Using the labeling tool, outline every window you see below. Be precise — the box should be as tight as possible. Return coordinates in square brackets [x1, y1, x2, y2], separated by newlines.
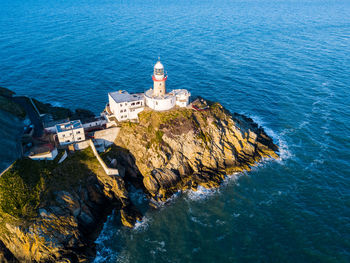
[120, 110, 123, 113]
[120, 103, 123, 107]
[62, 134, 65, 137]
[155, 68, 164, 75]
[156, 102, 158, 105]
[76, 131, 81, 134]
[125, 103, 127, 106]
[136, 101, 140, 105]
[131, 102, 135, 106]
[77, 137, 81, 140]
[124, 109, 127, 112]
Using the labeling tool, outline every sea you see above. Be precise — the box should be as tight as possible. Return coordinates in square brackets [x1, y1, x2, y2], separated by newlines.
[0, 0, 349, 262]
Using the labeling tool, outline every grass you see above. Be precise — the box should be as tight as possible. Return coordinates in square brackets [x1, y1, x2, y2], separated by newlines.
[0, 148, 104, 222]
[0, 159, 48, 220]
[155, 130, 164, 144]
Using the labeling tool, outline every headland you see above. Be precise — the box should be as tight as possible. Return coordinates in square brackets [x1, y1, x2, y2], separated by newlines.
[0, 61, 278, 262]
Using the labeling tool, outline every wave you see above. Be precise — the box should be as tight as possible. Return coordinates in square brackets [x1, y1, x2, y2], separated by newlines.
[93, 212, 119, 263]
[133, 215, 151, 231]
[51, 101, 64, 107]
[246, 114, 293, 163]
[185, 185, 220, 201]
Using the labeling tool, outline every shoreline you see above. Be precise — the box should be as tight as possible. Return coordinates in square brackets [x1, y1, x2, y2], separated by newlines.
[0, 88, 279, 262]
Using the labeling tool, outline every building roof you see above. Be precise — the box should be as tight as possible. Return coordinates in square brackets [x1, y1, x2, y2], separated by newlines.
[56, 120, 83, 132]
[109, 90, 144, 103]
[29, 144, 55, 156]
[171, 89, 190, 96]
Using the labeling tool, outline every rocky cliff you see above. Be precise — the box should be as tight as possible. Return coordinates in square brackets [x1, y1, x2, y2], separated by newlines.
[0, 149, 131, 262]
[106, 98, 278, 203]
[0, 95, 278, 262]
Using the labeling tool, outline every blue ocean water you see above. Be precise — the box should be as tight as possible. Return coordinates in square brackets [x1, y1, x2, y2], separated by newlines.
[1, 0, 350, 262]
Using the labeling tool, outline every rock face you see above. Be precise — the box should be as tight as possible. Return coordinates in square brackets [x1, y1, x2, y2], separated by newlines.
[0, 96, 278, 262]
[0, 148, 131, 262]
[111, 98, 279, 202]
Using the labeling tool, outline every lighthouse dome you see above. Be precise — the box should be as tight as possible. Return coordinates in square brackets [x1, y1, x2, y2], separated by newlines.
[154, 60, 165, 78]
[154, 61, 164, 70]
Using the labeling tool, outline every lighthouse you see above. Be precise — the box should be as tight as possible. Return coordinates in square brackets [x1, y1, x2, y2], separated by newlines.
[152, 60, 167, 97]
[142, 59, 191, 111]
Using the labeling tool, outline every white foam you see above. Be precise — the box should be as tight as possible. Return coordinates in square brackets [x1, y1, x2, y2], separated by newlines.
[145, 239, 167, 254]
[93, 211, 120, 263]
[233, 213, 240, 218]
[215, 219, 225, 225]
[185, 186, 219, 201]
[51, 101, 63, 107]
[246, 114, 293, 162]
[151, 190, 182, 208]
[133, 215, 151, 231]
[190, 216, 209, 227]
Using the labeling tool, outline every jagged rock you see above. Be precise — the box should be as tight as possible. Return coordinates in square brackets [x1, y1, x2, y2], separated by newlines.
[0, 240, 18, 263]
[120, 206, 143, 228]
[0, 95, 278, 261]
[113, 98, 279, 201]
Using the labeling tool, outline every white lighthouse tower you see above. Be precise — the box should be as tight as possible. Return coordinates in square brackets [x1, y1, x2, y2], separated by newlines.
[144, 59, 191, 111]
[152, 60, 167, 97]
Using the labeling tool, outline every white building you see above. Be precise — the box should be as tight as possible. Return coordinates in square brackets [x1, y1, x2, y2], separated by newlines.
[108, 90, 145, 122]
[145, 60, 190, 111]
[29, 147, 58, 161]
[172, 89, 191, 108]
[56, 120, 85, 145]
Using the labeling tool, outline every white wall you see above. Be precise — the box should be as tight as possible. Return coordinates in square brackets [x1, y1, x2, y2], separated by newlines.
[93, 127, 120, 147]
[108, 94, 144, 122]
[145, 95, 175, 111]
[74, 140, 90, 150]
[173, 89, 191, 108]
[57, 127, 85, 145]
[29, 148, 58, 161]
[82, 119, 107, 129]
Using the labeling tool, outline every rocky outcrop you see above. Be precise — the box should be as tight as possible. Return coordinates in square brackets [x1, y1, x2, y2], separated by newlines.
[112, 98, 279, 202]
[0, 148, 134, 262]
[0, 94, 278, 262]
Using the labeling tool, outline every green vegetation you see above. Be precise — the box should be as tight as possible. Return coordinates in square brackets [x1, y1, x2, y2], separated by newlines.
[138, 108, 193, 127]
[155, 130, 164, 144]
[0, 148, 104, 221]
[0, 159, 45, 220]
